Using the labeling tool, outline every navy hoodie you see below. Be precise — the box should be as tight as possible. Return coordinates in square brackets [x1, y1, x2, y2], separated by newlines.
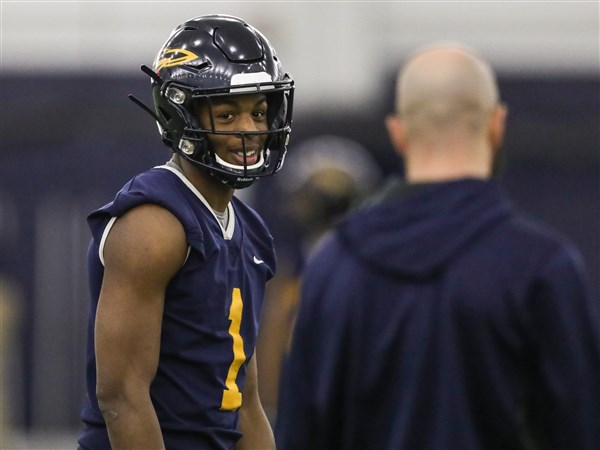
[276, 178, 600, 450]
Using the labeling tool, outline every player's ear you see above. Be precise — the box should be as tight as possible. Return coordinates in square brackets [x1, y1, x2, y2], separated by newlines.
[489, 103, 508, 151]
[385, 114, 407, 157]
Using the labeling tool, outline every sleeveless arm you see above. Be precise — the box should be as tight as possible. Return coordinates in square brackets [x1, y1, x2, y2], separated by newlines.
[236, 354, 275, 450]
[95, 203, 188, 450]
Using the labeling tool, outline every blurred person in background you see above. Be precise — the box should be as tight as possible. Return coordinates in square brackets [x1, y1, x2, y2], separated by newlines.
[77, 15, 294, 450]
[0, 276, 20, 449]
[0, 197, 23, 449]
[276, 43, 600, 450]
[255, 135, 381, 423]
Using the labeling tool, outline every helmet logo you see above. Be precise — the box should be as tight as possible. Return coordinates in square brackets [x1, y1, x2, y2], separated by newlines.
[154, 48, 200, 72]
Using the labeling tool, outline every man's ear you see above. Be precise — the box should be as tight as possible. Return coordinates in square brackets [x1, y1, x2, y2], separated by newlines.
[385, 114, 407, 157]
[489, 103, 508, 151]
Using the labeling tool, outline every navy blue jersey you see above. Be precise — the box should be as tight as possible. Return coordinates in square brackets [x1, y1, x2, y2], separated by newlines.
[79, 165, 275, 450]
[276, 178, 600, 450]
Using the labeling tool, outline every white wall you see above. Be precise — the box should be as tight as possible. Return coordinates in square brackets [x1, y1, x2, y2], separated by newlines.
[2, 1, 598, 111]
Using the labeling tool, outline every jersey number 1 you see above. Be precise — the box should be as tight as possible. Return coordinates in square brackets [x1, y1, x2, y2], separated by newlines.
[221, 288, 246, 411]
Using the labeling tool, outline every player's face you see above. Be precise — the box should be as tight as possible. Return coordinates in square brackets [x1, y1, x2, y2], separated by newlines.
[196, 93, 269, 167]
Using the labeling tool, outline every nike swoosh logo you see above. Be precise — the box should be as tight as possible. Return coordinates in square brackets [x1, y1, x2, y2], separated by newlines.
[253, 256, 264, 265]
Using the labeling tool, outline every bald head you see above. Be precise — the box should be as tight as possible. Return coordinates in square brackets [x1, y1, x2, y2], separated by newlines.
[386, 43, 507, 181]
[395, 44, 499, 139]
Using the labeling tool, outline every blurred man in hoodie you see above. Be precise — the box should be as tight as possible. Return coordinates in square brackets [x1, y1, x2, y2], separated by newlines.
[275, 43, 600, 450]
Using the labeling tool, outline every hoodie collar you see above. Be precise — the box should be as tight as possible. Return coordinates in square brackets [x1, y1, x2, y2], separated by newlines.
[338, 178, 513, 278]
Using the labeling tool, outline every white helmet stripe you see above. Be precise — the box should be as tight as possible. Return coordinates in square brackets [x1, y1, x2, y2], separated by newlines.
[230, 72, 274, 93]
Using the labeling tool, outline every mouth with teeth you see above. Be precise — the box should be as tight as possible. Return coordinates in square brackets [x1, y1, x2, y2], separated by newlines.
[231, 148, 259, 166]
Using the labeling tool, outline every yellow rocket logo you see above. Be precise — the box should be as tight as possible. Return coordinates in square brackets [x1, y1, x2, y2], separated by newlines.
[154, 48, 200, 72]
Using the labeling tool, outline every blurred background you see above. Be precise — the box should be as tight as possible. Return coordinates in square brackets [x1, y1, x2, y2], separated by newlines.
[1, 1, 598, 448]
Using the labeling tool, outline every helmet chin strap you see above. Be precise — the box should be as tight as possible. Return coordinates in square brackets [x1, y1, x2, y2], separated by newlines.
[214, 150, 266, 171]
[175, 146, 258, 189]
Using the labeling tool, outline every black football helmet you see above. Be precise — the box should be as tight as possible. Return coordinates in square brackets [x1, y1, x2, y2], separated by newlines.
[130, 15, 294, 188]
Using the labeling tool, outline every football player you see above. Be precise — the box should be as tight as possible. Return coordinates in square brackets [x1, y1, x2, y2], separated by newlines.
[78, 15, 293, 450]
